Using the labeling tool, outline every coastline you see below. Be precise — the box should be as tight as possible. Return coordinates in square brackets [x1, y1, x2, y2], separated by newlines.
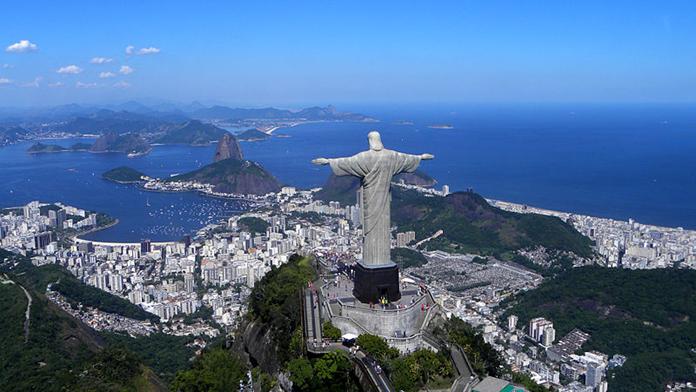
[488, 198, 696, 234]
[73, 217, 120, 241]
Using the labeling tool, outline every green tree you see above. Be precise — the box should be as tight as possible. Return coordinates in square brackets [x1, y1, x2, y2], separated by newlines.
[322, 321, 342, 341]
[313, 351, 352, 391]
[287, 358, 313, 391]
[249, 254, 317, 364]
[171, 349, 246, 392]
[356, 334, 399, 364]
[437, 316, 503, 376]
[288, 327, 305, 359]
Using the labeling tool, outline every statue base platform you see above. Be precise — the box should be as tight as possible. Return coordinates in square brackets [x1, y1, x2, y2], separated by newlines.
[353, 262, 401, 303]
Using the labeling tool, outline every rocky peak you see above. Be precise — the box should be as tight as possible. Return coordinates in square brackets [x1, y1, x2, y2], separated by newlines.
[214, 133, 243, 162]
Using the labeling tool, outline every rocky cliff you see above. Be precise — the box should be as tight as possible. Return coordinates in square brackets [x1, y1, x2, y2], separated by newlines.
[214, 133, 243, 161]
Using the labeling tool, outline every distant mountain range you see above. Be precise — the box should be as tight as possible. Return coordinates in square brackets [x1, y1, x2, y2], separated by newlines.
[0, 102, 373, 150]
[0, 102, 374, 127]
[189, 104, 374, 122]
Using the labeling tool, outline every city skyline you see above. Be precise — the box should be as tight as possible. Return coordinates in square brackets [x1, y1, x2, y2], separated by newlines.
[2, 1, 696, 106]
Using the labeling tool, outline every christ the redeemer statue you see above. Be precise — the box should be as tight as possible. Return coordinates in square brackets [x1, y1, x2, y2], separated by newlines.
[313, 131, 433, 303]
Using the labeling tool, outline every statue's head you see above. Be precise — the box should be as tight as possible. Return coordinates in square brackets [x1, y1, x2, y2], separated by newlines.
[368, 131, 384, 151]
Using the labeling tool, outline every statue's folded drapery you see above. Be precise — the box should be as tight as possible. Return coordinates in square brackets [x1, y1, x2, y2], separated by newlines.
[329, 149, 421, 266]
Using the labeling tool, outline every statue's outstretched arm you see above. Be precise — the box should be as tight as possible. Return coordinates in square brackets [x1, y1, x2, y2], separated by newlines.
[420, 153, 434, 160]
[312, 158, 330, 165]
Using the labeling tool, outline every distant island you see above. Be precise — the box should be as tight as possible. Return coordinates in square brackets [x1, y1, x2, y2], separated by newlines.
[27, 142, 92, 154]
[106, 133, 283, 196]
[427, 124, 454, 129]
[90, 132, 151, 156]
[102, 166, 148, 184]
[151, 120, 228, 146]
[236, 128, 271, 142]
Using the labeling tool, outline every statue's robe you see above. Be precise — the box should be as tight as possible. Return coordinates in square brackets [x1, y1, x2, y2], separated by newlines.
[329, 149, 421, 266]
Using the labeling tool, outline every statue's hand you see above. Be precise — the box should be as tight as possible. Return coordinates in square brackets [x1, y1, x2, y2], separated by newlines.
[420, 153, 434, 160]
[312, 158, 330, 165]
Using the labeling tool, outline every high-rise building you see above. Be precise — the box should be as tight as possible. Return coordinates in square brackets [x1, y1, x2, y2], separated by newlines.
[542, 325, 556, 346]
[141, 239, 152, 254]
[395, 231, 416, 247]
[33, 231, 53, 249]
[597, 381, 608, 392]
[507, 314, 518, 331]
[184, 273, 195, 292]
[48, 209, 66, 228]
[109, 274, 123, 292]
[442, 184, 450, 196]
[529, 317, 554, 343]
[585, 362, 605, 387]
[23, 201, 40, 219]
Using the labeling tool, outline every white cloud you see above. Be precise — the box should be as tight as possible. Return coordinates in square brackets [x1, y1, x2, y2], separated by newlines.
[113, 81, 131, 89]
[99, 71, 116, 79]
[138, 46, 160, 55]
[2, 64, 13, 69]
[90, 57, 113, 64]
[57, 65, 83, 74]
[75, 81, 98, 88]
[0, 78, 12, 85]
[126, 45, 161, 56]
[6, 39, 38, 53]
[20, 77, 42, 88]
[48, 81, 64, 88]
[119, 65, 134, 75]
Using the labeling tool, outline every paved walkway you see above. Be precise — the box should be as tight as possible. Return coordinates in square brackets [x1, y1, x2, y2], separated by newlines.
[302, 285, 394, 392]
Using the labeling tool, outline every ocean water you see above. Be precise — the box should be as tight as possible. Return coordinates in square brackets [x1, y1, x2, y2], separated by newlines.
[0, 140, 243, 242]
[1, 104, 695, 242]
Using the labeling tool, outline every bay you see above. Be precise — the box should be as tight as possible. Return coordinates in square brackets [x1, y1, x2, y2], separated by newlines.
[1, 104, 695, 243]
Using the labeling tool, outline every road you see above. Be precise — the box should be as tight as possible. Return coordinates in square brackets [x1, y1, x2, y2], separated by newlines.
[354, 350, 394, 392]
[1, 276, 32, 343]
[19, 284, 32, 343]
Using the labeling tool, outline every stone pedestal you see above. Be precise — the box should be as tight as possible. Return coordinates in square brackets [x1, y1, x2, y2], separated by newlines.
[353, 262, 401, 303]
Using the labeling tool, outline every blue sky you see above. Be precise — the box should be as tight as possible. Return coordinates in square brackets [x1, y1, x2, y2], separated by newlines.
[1, 1, 695, 107]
